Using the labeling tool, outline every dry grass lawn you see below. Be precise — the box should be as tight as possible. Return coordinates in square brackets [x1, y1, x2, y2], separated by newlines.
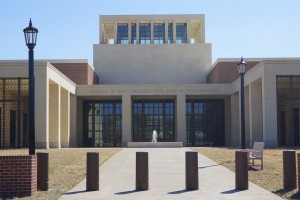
[0, 148, 121, 200]
[191, 147, 300, 200]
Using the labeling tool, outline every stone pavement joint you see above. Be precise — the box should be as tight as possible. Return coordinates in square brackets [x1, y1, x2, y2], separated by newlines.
[59, 148, 283, 200]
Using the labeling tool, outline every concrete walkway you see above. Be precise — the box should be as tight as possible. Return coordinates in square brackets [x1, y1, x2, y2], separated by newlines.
[59, 148, 283, 200]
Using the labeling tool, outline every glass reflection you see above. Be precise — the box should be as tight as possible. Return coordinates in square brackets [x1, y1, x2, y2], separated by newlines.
[133, 100, 175, 142]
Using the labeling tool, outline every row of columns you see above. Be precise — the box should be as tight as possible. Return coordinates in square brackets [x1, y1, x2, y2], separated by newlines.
[49, 83, 70, 148]
[107, 20, 191, 44]
[231, 75, 278, 148]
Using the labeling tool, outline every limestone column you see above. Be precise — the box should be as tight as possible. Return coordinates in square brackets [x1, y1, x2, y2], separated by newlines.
[200, 20, 205, 43]
[150, 21, 154, 44]
[100, 22, 104, 44]
[173, 21, 176, 44]
[35, 70, 49, 149]
[122, 95, 132, 146]
[100, 29, 105, 44]
[69, 94, 77, 147]
[128, 21, 132, 44]
[136, 21, 140, 44]
[49, 83, 61, 148]
[114, 21, 117, 44]
[60, 88, 70, 148]
[164, 20, 168, 44]
[262, 75, 278, 147]
[176, 94, 186, 145]
[186, 20, 191, 43]
[231, 93, 240, 147]
[249, 81, 263, 145]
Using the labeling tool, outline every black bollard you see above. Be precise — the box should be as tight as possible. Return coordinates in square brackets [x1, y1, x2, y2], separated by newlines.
[235, 150, 248, 190]
[86, 152, 99, 191]
[283, 150, 296, 190]
[185, 151, 199, 190]
[136, 152, 148, 191]
[37, 152, 49, 191]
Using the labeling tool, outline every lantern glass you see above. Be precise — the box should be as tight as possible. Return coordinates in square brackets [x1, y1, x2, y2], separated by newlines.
[237, 57, 247, 74]
[23, 19, 38, 48]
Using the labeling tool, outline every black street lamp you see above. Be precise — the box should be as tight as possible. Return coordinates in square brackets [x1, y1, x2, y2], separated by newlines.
[237, 57, 247, 149]
[23, 19, 38, 155]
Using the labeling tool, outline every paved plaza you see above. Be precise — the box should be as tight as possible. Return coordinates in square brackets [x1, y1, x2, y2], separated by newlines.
[59, 148, 283, 200]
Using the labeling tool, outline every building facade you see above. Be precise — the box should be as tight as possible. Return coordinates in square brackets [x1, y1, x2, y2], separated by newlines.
[0, 14, 300, 149]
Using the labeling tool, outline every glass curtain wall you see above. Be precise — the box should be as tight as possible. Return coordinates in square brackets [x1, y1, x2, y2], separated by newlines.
[117, 23, 128, 44]
[133, 100, 175, 142]
[277, 76, 300, 146]
[131, 23, 136, 44]
[186, 99, 225, 146]
[0, 78, 29, 149]
[139, 23, 151, 44]
[176, 23, 187, 44]
[154, 23, 165, 44]
[83, 100, 122, 147]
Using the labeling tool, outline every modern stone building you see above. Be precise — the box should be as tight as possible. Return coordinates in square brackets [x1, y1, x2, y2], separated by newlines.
[0, 14, 299, 149]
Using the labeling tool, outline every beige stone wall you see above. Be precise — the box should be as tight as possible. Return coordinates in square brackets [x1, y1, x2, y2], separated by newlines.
[93, 44, 212, 84]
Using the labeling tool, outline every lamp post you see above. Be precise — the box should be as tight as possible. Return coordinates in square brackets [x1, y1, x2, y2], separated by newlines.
[23, 19, 38, 155]
[237, 57, 247, 149]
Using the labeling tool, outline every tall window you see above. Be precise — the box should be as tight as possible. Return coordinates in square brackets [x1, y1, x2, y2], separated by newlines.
[154, 23, 165, 44]
[131, 23, 136, 44]
[186, 99, 224, 146]
[0, 78, 29, 149]
[139, 23, 151, 44]
[133, 100, 175, 142]
[277, 76, 300, 146]
[117, 23, 128, 44]
[176, 23, 187, 44]
[83, 101, 122, 147]
[168, 23, 173, 44]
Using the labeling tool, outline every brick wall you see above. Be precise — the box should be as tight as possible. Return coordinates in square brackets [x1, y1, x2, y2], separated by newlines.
[206, 61, 259, 83]
[51, 62, 100, 85]
[0, 155, 37, 197]
[87, 64, 100, 84]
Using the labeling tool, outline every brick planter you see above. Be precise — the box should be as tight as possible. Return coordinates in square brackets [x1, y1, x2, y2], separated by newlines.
[0, 155, 37, 197]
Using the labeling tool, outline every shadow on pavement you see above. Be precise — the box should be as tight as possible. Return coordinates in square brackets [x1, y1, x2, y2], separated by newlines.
[115, 190, 143, 195]
[221, 189, 241, 194]
[64, 190, 90, 195]
[199, 161, 232, 169]
[168, 189, 193, 194]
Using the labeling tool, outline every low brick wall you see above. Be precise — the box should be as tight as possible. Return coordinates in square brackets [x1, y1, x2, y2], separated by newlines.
[0, 155, 37, 197]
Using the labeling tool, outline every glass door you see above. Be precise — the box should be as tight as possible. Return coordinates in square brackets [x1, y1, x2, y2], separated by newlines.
[133, 100, 175, 142]
[83, 101, 122, 147]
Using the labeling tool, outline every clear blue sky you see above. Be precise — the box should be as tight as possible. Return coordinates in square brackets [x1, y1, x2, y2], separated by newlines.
[1, 0, 299, 63]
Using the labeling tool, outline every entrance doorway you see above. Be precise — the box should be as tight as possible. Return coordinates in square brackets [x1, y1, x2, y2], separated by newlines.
[186, 99, 225, 146]
[132, 100, 175, 142]
[83, 100, 122, 147]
